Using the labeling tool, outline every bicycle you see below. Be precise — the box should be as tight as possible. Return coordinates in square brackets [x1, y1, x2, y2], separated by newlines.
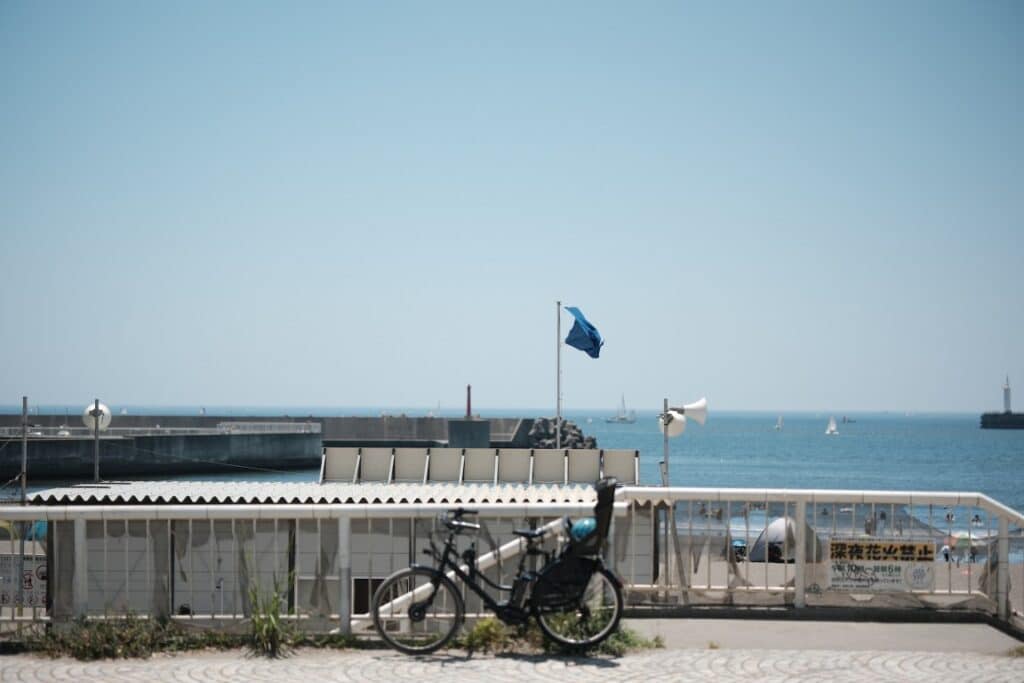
[370, 477, 622, 655]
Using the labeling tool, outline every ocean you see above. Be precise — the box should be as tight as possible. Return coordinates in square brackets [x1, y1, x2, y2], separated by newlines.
[584, 411, 1024, 512]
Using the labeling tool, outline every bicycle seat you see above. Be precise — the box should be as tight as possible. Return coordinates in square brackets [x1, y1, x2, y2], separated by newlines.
[513, 528, 545, 540]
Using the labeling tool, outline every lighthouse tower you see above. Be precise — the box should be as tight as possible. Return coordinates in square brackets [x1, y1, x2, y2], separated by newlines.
[1004, 376, 1012, 414]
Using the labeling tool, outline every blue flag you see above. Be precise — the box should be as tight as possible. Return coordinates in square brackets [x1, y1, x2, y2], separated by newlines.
[564, 306, 603, 358]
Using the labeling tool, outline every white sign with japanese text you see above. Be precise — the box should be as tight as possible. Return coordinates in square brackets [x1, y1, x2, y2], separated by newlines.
[827, 540, 935, 592]
[0, 554, 48, 608]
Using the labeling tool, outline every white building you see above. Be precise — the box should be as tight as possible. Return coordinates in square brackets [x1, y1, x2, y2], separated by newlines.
[21, 447, 651, 628]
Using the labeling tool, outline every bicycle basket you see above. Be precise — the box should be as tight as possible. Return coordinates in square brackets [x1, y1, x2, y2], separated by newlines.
[531, 554, 599, 609]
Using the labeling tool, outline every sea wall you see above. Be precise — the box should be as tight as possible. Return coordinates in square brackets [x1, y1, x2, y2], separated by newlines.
[0, 414, 536, 447]
[0, 432, 322, 480]
[980, 412, 1024, 429]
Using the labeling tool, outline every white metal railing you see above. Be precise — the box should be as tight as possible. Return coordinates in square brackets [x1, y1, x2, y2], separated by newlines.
[614, 487, 1023, 626]
[0, 488, 1021, 635]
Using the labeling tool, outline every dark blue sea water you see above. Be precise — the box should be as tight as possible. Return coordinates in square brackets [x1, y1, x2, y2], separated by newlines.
[581, 411, 1024, 512]
[4, 406, 1022, 512]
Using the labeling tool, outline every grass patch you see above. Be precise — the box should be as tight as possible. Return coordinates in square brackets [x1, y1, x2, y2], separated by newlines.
[294, 632, 367, 649]
[458, 617, 517, 654]
[24, 617, 381, 661]
[575, 625, 663, 658]
[708, 640, 720, 650]
[453, 619, 663, 658]
[26, 616, 245, 661]
[1008, 645, 1024, 657]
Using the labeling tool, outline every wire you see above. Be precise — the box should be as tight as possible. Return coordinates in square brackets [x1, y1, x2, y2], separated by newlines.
[0, 473, 22, 490]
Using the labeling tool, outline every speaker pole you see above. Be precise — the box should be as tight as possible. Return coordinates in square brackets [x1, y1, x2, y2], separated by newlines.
[662, 398, 669, 486]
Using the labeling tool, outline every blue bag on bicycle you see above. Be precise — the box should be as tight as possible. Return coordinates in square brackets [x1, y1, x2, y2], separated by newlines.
[571, 518, 597, 541]
[531, 477, 618, 607]
[565, 476, 616, 557]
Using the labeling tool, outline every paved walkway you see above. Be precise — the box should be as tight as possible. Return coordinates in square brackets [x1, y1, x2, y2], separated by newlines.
[2, 620, 1022, 682]
[2, 647, 1023, 682]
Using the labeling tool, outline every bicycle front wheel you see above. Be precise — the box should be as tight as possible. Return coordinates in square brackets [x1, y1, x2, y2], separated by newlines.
[534, 568, 622, 650]
[371, 567, 464, 655]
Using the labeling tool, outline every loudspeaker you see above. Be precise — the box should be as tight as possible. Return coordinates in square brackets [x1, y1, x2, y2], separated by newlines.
[658, 410, 686, 437]
[679, 397, 708, 425]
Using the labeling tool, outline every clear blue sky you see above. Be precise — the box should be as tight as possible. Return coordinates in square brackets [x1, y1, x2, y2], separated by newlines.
[1, 2, 1021, 413]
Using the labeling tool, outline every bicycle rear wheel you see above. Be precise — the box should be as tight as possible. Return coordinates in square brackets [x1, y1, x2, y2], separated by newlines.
[371, 567, 464, 655]
[534, 568, 622, 650]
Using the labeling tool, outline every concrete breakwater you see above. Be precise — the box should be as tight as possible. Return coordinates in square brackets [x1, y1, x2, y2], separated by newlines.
[0, 431, 323, 481]
[0, 414, 597, 448]
[980, 412, 1024, 429]
[0, 414, 598, 481]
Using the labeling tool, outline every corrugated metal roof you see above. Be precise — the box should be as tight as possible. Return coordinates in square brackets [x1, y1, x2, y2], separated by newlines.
[28, 481, 598, 506]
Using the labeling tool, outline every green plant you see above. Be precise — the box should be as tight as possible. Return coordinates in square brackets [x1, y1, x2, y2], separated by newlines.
[708, 640, 720, 649]
[515, 621, 661, 657]
[295, 632, 364, 649]
[584, 624, 663, 657]
[460, 617, 514, 654]
[248, 578, 296, 658]
[28, 616, 156, 660]
[25, 616, 247, 661]
[1008, 645, 1024, 657]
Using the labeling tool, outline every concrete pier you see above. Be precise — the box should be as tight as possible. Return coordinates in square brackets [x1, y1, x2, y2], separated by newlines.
[0, 430, 322, 480]
[0, 414, 538, 447]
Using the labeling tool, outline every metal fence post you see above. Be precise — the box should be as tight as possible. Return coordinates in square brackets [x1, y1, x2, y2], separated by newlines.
[998, 515, 1009, 621]
[73, 517, 88, 617]
[606, 514, 616, 573]
[337, 516, 351, 635]
[795, 502, 807, 608]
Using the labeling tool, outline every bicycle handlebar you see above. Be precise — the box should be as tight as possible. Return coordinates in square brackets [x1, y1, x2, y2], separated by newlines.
[440, 508, 481, 533]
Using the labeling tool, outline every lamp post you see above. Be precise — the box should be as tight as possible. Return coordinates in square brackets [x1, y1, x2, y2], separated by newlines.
[84, 399, 110, 483]
[91, 399, 101, 482]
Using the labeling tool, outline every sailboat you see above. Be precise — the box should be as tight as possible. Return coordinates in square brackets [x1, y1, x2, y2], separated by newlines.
[825, 416, 838, 436]
[605, 395, 636, 424]
[775, 415, 783, 431]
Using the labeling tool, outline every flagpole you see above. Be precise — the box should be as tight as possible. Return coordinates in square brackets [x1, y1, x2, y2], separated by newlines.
[555, 300, 562, 449]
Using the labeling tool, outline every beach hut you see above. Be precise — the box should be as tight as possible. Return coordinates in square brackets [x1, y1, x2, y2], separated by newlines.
[747, 516, 823, 563]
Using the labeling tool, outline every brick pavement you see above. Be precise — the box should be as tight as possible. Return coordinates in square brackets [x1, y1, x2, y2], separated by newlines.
[2, 647, 1022, 682]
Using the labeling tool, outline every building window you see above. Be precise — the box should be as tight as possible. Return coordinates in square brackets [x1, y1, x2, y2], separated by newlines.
[352, 577, 385, 615]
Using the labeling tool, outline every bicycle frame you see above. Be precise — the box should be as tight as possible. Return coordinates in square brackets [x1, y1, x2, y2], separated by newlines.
[416, 524, 543, 625]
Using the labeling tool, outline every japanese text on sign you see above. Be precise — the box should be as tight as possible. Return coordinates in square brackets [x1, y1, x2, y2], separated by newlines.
[829, 540, 934, 563]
